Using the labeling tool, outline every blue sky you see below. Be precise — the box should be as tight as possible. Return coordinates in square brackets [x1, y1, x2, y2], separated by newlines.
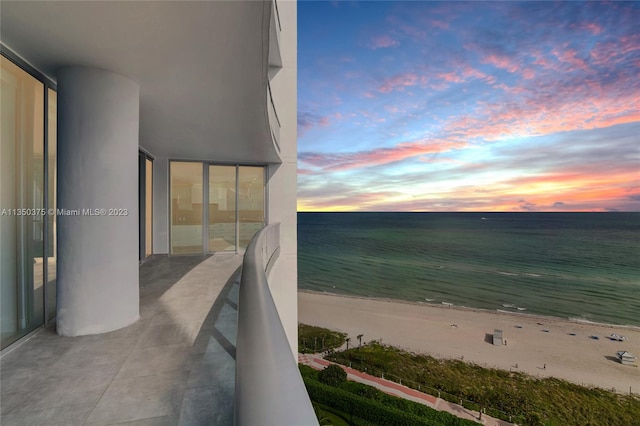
[297, 1, 640, 212]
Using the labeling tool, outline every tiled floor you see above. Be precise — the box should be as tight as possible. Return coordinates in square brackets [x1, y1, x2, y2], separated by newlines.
[0, 254, 242, 426]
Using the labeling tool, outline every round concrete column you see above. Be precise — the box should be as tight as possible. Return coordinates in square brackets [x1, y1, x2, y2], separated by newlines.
[56, 67, 140, 336]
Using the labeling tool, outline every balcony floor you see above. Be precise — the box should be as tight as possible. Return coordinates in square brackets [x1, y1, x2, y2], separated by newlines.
[0, 254, 243, 425]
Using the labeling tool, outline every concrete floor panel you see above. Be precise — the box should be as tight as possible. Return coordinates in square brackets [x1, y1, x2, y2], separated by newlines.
[1, 254, 242, 425]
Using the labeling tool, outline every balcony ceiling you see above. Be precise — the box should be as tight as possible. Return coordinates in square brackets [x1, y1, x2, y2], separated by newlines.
[1, 0, 279, 163]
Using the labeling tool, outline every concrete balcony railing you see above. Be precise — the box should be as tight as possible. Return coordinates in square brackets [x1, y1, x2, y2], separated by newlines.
[235, 223, 318, 426]
[267, 83, 281, 152]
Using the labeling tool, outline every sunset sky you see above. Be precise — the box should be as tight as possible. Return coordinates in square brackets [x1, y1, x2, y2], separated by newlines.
[296, 1, 640, 212]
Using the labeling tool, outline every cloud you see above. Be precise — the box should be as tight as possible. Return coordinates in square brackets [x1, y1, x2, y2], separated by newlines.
[378, 72, 419, 93]
[518, 199, 537, 211]
[299, 138, 467, 172]
[297, 111, 331, 136]
[481, 53, 520, 73]
[297, 1, 640, 212]
[297, 168, 315, 175]
[370, 35, 399, 50]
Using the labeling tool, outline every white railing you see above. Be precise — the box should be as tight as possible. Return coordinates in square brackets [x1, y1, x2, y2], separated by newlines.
[234, 223, 318, 426]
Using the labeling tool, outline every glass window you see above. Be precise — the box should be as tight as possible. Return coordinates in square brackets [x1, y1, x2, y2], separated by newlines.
[209, 165, 237, 252]
[1, 57, 45, 348]
[170, 162, 203, 254]
[46, 88, 57, 321]
[238, 166, 265, 250]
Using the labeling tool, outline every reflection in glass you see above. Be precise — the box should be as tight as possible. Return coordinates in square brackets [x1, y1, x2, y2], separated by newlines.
[209, 166, 237, 251]
[1, 57, 45, 348]
[238, 166, 265, 249]
[46, 88, 57, 321]
[170, 162, 203, 254]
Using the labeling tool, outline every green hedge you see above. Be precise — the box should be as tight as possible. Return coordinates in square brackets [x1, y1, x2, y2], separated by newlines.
[304, 378, 448, 426]
[300, 364, 477, 426]
[337, 381, 476, 426]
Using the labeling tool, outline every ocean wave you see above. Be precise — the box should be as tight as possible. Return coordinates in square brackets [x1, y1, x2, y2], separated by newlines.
[497, 309, 518, 314]
[568, 317, 640, 330]
[497, 271, 518, 276]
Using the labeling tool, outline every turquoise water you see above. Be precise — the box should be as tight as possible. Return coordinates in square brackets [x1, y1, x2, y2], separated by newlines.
[298, 212, 640, 327]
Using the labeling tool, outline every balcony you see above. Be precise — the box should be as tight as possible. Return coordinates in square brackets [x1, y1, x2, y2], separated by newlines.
[0, 224, 315, 425]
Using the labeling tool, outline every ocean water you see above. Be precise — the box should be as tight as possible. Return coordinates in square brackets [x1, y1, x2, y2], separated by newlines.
[298, 212, 640, 327]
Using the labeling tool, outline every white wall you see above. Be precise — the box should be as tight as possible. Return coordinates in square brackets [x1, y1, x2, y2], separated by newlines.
[56, 67, 140, 336]
[267, 0, 298, 356]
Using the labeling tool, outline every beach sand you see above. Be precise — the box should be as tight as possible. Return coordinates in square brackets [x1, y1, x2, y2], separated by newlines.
[299, 291, 640, 394]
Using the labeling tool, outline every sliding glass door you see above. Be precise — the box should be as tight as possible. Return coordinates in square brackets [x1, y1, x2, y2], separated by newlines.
[209, 165, 236, 251]
[1, 56, 51, 348]
[170, 162, 265, 254]
[238, 166, 265, 250]
[170, 162, 204, 254]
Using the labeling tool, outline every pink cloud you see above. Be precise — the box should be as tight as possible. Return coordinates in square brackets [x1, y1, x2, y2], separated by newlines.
[298, 191, 403, 212]
[481, 53, 520, 73]
[590, 34, 640, 66]
[443, 78, 640, 142]
[378, 72, 418, 93]
[552, 48, 589, 71]
[437, 72, 465, 83]
[299, 139, 467, 172]
[297, 168, 315, 175]
[571, 21, 604, 35]
[297, 112, 332, 136]
[522, 68, 535, 80]
[371, 35, 399, 50]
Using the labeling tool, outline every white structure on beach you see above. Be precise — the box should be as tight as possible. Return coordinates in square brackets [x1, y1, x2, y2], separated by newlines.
[616, 351, 637, 366]
[493, 329, 504, 346]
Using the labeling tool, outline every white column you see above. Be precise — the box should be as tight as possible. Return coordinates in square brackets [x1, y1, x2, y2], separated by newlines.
[56, 67, 140, 336]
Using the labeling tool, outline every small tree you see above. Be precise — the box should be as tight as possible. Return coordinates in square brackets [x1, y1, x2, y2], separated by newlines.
[346, 337, 351, 350]
[357, 334, 364, 348]
[318, 364, 347, 387]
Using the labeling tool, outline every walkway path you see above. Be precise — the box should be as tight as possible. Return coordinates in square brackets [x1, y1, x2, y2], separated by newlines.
[299, 354, 513, 426]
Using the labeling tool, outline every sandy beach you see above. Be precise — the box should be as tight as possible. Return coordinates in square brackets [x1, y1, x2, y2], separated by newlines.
[299, 291, 640, 394]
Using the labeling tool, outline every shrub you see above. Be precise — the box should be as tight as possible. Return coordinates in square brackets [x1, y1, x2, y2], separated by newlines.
[304, 378, 445, 426]
[319, 364, 347, 387]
